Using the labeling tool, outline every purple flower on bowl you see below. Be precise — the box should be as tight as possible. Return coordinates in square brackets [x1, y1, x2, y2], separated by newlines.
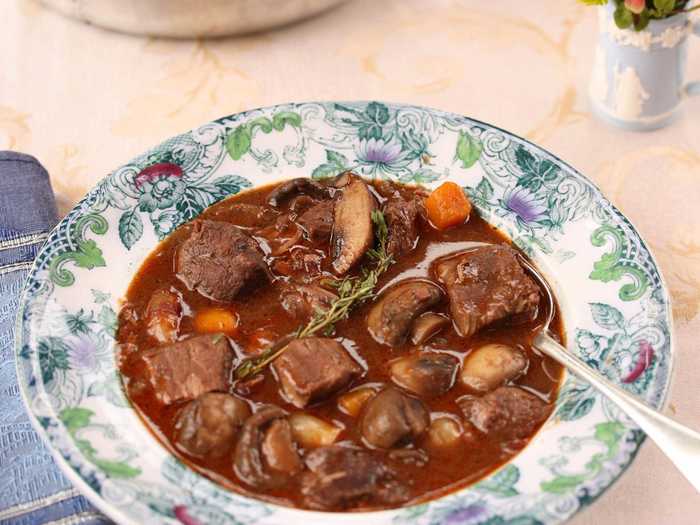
[356, 137, 408, 173]
[67, 335, 99, 372]
[443, 503, 487, 524]
[503, 186, 548, 224]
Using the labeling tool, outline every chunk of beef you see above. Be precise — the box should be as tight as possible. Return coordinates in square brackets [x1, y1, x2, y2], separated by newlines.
[332, 177, 376, 275]
[296, 200, 334, 242]
[301, 445, 409, 510]
[233, 406, 302, 489]
[361, 387, 430, 449]
[390, 352, 459, 398]
[211, 203, 277, 227]
[176, 220, 268, 302]
[458, 386, 549, 443]
[367, 279, 443, 346]
[461, 343, 528, 392]
[272, 248, 324, 279]
[272, 338, 362, 408]
[267, 178, 332, 207]
[384, 194, 421, 256]
[145, 288, 181, 344]
[174, 392, 250, 457]
[280, 284, 337, 321]
[141, 334, 233, 405]
[434, 245, 540, 337]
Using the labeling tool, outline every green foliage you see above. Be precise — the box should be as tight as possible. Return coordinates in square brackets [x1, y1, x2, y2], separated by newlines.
[541, 474, 587, 494]
[614, 4, 634, 28]
[66, 309, 94, 334]
[311, 149, 349, 179]
[579, 0, 693, 31]
[60, 407, 142, 479]
[589, 302, 625, 330]
[72, 240, 105, 269]
[557, 394, 595, 421]
[118, 208, 143, 250]
[226, 125, 252, 160]
[455, 130, 483, 169]
[333, 102, 390, 141]
[226, 111, 302, 161]
[36, 337, 71, 383]
[515, 147, 559, 192]
[477, 465, 520, 497]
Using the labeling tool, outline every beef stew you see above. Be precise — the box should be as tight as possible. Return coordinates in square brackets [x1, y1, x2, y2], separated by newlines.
[117, 175, 564, 511]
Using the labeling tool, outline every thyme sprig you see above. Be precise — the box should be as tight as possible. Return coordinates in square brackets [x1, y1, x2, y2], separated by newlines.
[234, 210, 393, 381]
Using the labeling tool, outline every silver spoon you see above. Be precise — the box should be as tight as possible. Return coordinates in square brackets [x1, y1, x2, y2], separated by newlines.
[516, 254, 700, 492]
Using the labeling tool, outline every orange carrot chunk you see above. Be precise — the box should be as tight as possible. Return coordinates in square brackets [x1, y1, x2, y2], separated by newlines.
[425, 181, 472, 230]
[193, 307, 239, 335]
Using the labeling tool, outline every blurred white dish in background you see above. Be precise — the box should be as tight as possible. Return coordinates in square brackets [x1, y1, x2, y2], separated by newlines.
[40, 0, 349, 37]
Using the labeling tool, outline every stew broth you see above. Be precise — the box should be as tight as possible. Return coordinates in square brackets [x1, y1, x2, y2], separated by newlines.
[117, 177, 564, 511]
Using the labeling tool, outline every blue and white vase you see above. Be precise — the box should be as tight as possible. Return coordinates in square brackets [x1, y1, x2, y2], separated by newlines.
[590, 3, 700, 131]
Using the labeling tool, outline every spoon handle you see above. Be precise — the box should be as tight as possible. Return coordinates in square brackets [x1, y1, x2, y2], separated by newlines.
[534, 332, 700, 492]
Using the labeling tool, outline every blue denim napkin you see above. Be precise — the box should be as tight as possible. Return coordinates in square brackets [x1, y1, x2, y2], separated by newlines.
[0, 152, 110, 524]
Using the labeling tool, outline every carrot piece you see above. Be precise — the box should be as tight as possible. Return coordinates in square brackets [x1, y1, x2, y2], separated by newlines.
[193, 307, 239, 335]
[425, 181, 472, 230]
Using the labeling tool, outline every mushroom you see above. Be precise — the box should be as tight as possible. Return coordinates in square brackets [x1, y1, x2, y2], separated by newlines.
[331, 177, 376, 275]
[461, 343, 528, 393]
[360, 387, 430, 449]
[389, 352, 458, 398]
[174, 392, 250, 458]
[338, 386, 379, 417]
[367, 280, 443, 346]
[425, 417, 463, 451]
[233, 406, 301, 488]
[261, 418, 303, 474]
[267, 178, 332, 207]
[410, 312, 450, 345]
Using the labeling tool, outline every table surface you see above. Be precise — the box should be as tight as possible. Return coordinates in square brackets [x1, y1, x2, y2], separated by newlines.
[2, 0, 699, 522]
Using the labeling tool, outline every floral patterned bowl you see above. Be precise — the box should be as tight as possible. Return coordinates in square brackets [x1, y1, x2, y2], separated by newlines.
[15, 102, 673, 525]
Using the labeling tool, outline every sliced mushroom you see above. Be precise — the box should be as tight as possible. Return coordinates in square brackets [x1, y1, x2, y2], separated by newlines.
[389, 352, 458, 398]
[361, 387, 430, 449]
[267, 178, 332, 207]
[461, 344, 528, 393]
[233, 406, 301, 489]
[257, 219, 303, 256]
[331, 177, 376, 275]
[367, 280, 443, 346]
[410, 312, 450, 345]
[329, 171, 353, 188]
[174, 392, 251, 458]
[261, 418, 303, 474]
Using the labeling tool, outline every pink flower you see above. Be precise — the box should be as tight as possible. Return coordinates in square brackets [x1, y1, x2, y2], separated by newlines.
[624, 0, 645, 14]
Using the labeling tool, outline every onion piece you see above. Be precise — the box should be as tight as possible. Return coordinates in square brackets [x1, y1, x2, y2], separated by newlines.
[289, 413, 342, 449]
